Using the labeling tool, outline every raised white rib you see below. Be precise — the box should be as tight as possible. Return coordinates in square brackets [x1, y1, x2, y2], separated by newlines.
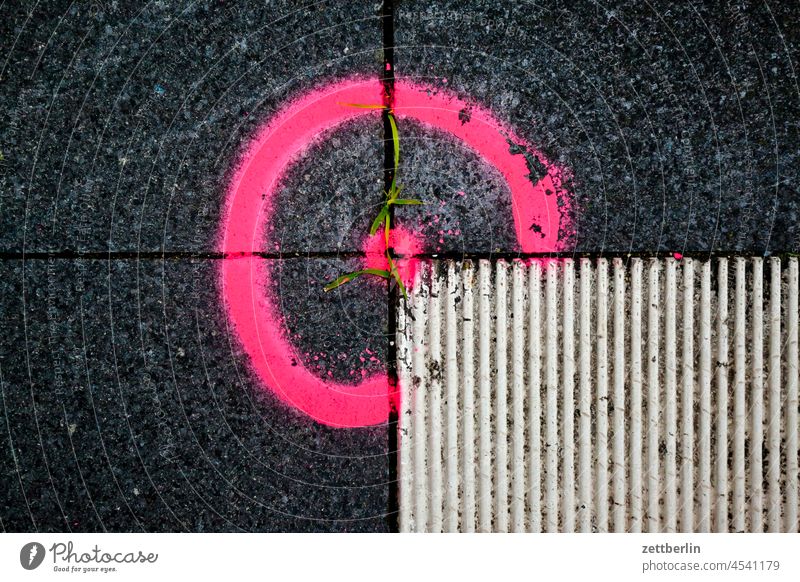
[595, 259, 609, 533]
[477, 260, 492, 533]
[751, 258, 764, 532]
[699, 261, 712, 532]
[664, 258, 678, 533]
[511, 260, 526, 532]
[494, 261, 509, 532]
[784, 258, 800, 533]
[545, 261, 559, 532]
[733, 258, 746, 532]
[460, 262, 476, 532]
[768, 258, 782, 533]
[444, 262, 459, 532]
[630, 259, 643, 532]
[681, 259, 695, 532]
[562, 259, 576, 532]
[716, 259, 729, 533]
[578, 259, 593, 533]
[398, 257, 800, 532]
[788, 258, 799, 533]
[527, 261, 543, 533]
[427, 264, 443, 533]
[611, 258, 626, 533]
[647, 259, 660, 533]
[410, 261, 429, 531]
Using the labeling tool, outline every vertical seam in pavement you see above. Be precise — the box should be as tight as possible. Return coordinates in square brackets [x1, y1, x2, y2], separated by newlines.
[381, 0, 400, 533]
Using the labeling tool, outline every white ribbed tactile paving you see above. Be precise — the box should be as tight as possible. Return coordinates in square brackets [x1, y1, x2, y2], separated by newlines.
[396, 257, 800, 533]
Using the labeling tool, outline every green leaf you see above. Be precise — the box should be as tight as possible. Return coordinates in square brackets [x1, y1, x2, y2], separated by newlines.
[323, 273, 360, 292]
[323, 269, 389, 292]
[360, 268, 391, 278]
[338, 102, 387, 109]
[395, 274, 408, 301]
[369, 205, 389, 235]
[387, 255, 408, 301]
[390, 198, 423, 206]
[387, 183, 403, 202]
[388, 113, 400, 173]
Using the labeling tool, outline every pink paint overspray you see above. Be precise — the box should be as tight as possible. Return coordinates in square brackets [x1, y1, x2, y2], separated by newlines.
[220, 77, 570, 427]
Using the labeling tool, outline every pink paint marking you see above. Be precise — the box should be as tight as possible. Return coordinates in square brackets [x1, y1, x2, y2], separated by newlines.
[362, 225, 422, 288]
[393, 81, 567, 252]
[221, 77, 570, 427]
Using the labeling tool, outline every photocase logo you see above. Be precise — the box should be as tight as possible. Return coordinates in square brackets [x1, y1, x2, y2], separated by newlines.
[20, 542, 46, 570]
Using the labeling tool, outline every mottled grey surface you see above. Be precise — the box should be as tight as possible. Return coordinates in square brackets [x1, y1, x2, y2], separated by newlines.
[0, 258, 389, 532]
[395, 0, 800, 254]
[0, 0, 383, 253]
[268, 257, 389, 384]
[268, 117, 386, 254]
[394, 120, 519, 254]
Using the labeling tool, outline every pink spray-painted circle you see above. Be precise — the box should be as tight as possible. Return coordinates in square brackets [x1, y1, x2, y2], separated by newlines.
[220, 77, 569, 428]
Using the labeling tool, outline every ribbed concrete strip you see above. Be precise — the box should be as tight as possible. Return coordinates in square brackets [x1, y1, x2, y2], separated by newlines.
[397, 258, 800, 533]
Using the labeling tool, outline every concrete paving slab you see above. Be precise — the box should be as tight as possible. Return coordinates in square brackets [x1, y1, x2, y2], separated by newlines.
[0, 257, 390, 531]
[0, 1, 384, 254]
[394, 0, 800, 254]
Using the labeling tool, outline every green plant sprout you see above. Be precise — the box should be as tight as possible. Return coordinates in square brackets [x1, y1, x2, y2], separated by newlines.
[323, 103, 422, 300]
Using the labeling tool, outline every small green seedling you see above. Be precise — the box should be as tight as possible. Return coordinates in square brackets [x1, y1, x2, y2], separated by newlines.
[323, 268, 390, 292]
[324, 102, 422, 299]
